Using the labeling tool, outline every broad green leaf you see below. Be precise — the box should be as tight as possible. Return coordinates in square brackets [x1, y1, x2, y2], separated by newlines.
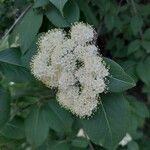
[21, 40, 37, 68]
[127, 141, 139, 150]
[81, 93, 130, 150]
[9, 8, 43, 54]
[76, 0, 98, 26]
[136, 56, 150, 85]
[48, 140, 69, 150]
[127, 96, 149, 119]
[104, 15, 115, 31]
[120, 60, 138, 83]
[34, 0, 49, 8]
[0, 117, 25, 139]
[19, 8, 42, 54]
[94, 0, 111, 13]
[0, 48, 33, 82]
[71, 137, 88, 148]
[130, 16, 143, 35]
[0, 48, 21, 66]
[127, 96, 149, 137]
[0, 63, 33, 82]
[104, 58, 135, 92]
[25, 105, 50, 147]
[141, 41, 150, 53]
[46, 0, 79, 27]
[14, 0, 27, 7]
[143, 28, 150, 40]
[47, 100, 73, 133]
[128, 40, 140, 55]
[49, 0, 68, 14]
[0, 86, 10, 128]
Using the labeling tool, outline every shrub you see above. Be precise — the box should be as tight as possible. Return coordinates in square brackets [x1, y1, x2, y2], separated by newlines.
[0, 0, 149, 149]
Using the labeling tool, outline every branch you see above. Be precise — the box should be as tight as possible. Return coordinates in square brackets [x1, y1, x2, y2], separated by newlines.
[2, 4, 32, 39]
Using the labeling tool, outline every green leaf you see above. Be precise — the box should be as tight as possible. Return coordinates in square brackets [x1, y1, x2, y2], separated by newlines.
[46, 0, 79, 27]
[120, 60, 138, 83]
[0, 117, 25, 140]
[127, 141, 139, 150]
[127, 96, 148, 138]
[141, 41, 150, 53]
[136, 56, 150, 85]
[143, 28, 150, 40]
[47, 100, 73, 133]
[0, 63, 33, 82]
[0, 48, 21, 66]
[48, 140, 70, 150]
[130, 16, 143, 35]
[9, 8, 43, 54]
[82, 93, 130, 150]
[104, 58, 135, 92]
[21, 40, 37, 68]
[0, 87, 10, 128]
[76, 0, 98, 26]
[104, 15, 115, 31]
[0, 48, 33, 82]
[15, 0, 27, 8]
[49, 0, 68, 14]
[34, 0, 49, 8]
[127, 96, 149, 119]
[128, 40, 141, 55]
[71, 137, 88, 148]
[25, 105, 50, 147]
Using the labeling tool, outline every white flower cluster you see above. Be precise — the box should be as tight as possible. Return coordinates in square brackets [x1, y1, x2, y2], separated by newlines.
[31, 22, 109, 117]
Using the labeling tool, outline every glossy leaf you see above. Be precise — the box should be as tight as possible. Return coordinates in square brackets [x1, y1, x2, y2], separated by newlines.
[34, 0, 49, 8]
[47, 100, 73, 133]
[48, 140, 70, 150]
[104, 58, 135, 92]
[9, 8, 43, 54]
[127, 141, 139, 150]
[120, 60, 138, 83]
[0, 63, 33, 82]
[76, 0, 98, 26]
[0, 48, 33, 82]
[46, 0, 79, 27]
[82, 93, 130, 150]
[0, 48, 21, 66]
[25, 105, 50, 147]
[49, 0, 68, 14]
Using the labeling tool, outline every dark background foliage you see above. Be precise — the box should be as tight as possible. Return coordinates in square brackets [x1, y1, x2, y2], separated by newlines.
[0, 0, 150, 150]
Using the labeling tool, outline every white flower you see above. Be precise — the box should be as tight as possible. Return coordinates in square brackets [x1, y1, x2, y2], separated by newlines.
[71, 22, 95, 45]
[31, 22, 109, 117]
[119, 133, 132, 146]
[73, 88, 98, 117]
[58, 71, 76, 90]
[57, 87, 79, 110]
[38, 29, 65, 54]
